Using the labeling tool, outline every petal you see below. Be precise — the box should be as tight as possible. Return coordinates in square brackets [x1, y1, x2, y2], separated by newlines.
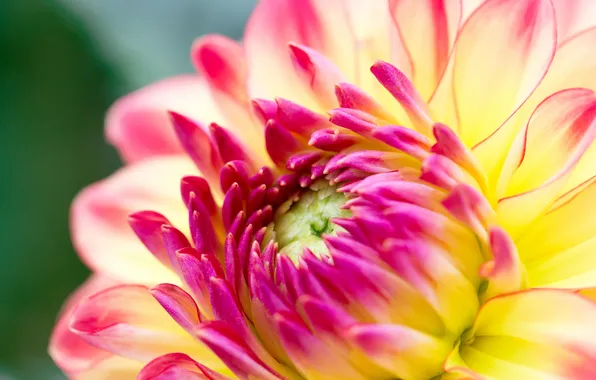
[348, 323, 451, 379]
[551, 0, 596, 41]
[71, 156, 196, 284]
[446, 289, 596, 378]
[517, 177, 596, 289]
[190, 35, 262, 150]
[477, 27, 596, 188]
[70, 356, 143, 380]
[289, 43, 346, 109]
[105, 75, 225, 163]
[389, 0, 462, 100]
[451, 0, 556, 147]
[196, 321, 281, 380]
[496, 88, 596, 236]
[150, 283, 202, 333]
[275, 313, 367, 380]
[69, 285, 224, 368]
[534, 28, 596, 191]
[138, 353, 233, 380]
[244, 0, 402, 110]
[244, 0, 333, 110]
[49, 275, 118, 374]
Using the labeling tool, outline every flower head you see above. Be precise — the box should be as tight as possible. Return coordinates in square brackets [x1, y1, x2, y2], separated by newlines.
[50, 0, 596, 379]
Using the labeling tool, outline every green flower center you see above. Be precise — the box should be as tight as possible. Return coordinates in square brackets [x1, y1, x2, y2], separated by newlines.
[270, 180, 350, 262]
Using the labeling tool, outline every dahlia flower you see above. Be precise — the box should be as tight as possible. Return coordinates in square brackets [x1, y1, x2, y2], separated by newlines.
[50, 0, 596, 378]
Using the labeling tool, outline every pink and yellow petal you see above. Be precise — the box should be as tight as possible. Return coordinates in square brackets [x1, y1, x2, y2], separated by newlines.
[446, 289, 596, 378]
[71, 356, 144, 380]
[496, 88, 596, 236]
[516, 177, 596, 289]
[69, 284, 226, 371]
[389, 0, 461, 100]
[105, 75, 226, 163]
[451, 0, 556, 147]
[71, 156, 196, 285]
[190, 35, 265, 154]
[49, 275, 118, 375]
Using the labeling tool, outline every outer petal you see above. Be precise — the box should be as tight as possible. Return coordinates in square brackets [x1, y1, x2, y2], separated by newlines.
[446, 289, 596, 379]
[138, 353, 233, 380]
[517, 177, 596, 289]
[190, 35, 263, 151]
[496, 88, 596, 236]
[71, 156, 196, 285]
[49, 275, 118, 375]
[71, 356, 143, 380]
[451, 0, 556, 147]
[69, 285, 225, 369]
[105, 75, 226, 163]
[551, 0, 596, 41]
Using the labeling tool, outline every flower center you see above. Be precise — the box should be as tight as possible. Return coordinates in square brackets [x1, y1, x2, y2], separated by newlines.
[269, 179, 349, 262]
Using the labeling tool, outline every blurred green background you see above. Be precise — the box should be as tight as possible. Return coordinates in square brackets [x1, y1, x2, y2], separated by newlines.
[0, 1, 255, 378]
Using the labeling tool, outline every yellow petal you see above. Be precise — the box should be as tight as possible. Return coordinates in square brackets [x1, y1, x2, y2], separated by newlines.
[446, 289, 596, 379]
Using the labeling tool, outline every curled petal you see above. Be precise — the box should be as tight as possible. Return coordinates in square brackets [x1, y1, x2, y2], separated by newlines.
[289, 43, 346, 109]
[478, 227, 527, 300]
[138, 353, 233, 380]
[150, 283, 202, 333]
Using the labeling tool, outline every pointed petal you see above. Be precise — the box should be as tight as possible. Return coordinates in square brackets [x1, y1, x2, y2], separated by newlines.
[289, 43, 346, 109]
[71, 156, 195, 284]
[196, 322, 280, 380]
[150, 283, 202, 333]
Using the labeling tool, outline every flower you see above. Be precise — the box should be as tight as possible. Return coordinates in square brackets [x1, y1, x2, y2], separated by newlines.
[49, 0, 596, 378]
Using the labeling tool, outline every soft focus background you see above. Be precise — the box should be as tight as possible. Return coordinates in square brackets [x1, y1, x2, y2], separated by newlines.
[0, 1, 255, 378]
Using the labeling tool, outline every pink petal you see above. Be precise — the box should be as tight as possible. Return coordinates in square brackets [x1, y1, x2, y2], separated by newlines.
[551, 0, 596, 41]
[196, 322, 280, 380]
[69, 284, 223, 367]
[138, 353, 233, 380]
[71, 156, 195, 284]
[106, 75, 225, 163]
[191, 35, 260, 143]
[150, 283, 202, 333]
[289, 43, 346, 109]
[49, 275, 118, 374]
